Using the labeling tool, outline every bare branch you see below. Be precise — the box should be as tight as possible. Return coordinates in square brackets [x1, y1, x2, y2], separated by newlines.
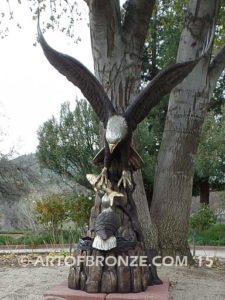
[209, 44, 225, 89]
[122, 0, 155, 53]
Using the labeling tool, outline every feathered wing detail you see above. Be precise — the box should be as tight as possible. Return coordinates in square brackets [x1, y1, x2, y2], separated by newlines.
[37, 24, 115, 126]
[124, 60, 202, 130]
[125, 25, 215, 130]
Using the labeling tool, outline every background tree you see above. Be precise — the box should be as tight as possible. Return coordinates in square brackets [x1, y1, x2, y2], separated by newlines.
[140, 0, 225, 209]
[139, 0, 188, 206]
[194, 103, 225, 205]
[37, 99, 99, 188]
[142, 0, 188, 82]
[66, 194, 94, 227]
[151, 0, 225, 257]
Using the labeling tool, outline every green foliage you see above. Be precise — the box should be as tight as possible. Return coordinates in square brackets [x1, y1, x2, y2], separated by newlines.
[16, 230, 81, 245]
[37, 99, 100, 187]
[139, 99, 168, 187]
[190, 204, 217, 233]
[65, 194, 94, 226]
[142, 0, 187, 81]
[189, 224, 225, 246]
[35, 193, 93, 232]
[212, 4, 225, 52]
[209, 74, 225, 114]
[35, 194, 67, 232]
[0, 235, 15, 245]
[140, 1, 225, 199]
[140, 0, 186, 192]
[195, 104, 225, 186]
[0, 230, 81, 246]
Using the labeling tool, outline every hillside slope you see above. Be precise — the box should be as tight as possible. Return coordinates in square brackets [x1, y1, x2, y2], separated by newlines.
[0, 153, 88, 230]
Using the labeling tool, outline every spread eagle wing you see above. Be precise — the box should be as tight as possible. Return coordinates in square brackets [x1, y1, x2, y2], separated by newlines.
[124, 60, 199, 130]
[124, 25, 215, 131]
[37, 24, 115, 127]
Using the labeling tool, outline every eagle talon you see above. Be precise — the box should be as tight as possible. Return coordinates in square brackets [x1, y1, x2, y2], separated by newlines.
[117, 170, 132, 189]
[95, 167, 108, 187]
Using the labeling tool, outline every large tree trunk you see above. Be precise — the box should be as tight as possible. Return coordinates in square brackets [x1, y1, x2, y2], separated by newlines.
[200, 178, 210, 205]
[86, 0, 158, 249]
[83, 0, 225, 259]
[68, 2, 162, 292]
[150, 0, 220, 258]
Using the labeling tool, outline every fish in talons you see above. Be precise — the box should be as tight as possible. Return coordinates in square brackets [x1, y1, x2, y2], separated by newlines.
[86, 174, 124, 206]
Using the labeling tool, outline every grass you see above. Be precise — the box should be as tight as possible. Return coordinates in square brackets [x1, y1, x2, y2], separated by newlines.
[0, 230, 81, 246]
[190, 224, 225, 246]
[0, 235, 15, 245]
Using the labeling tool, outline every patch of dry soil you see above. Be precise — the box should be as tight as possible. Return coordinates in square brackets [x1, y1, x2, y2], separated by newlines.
[0, 266, 67, 300]
[158, 265, 225, 300]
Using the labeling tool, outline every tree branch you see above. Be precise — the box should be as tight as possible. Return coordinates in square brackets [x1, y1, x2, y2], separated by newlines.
[88, 0, 122, 54]
[122, 0, 155, 54]
[209, 44, 225, 89]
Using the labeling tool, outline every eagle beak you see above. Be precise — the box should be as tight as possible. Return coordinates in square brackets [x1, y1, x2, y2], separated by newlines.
[109, 143, 117, 153]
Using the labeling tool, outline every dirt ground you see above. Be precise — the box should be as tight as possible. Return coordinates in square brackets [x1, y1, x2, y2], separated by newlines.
[0, 264, 224, 300]
[159, 265, 225, 300]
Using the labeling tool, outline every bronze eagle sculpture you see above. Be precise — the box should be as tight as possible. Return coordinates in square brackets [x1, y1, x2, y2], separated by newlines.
[38, 24, 212, 189]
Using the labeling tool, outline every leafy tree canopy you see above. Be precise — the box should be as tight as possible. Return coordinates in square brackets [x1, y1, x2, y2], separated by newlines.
[140, 0, 225, 199]
[37, 99, 100, 187]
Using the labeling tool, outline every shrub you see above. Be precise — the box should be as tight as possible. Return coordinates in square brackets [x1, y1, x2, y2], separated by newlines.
[35, 195, 67, 233]
[65, 194, 94, 226]
[189, 224, 225, 246]
[190, 204, 217, 233]
[0, 229, 81, 246]
[16, 230, 81, 245]
[35, 193, 94, 235]
[0, 235, 15, 245]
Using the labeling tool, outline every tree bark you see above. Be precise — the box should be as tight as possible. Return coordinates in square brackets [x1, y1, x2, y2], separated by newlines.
[68, 2, 161, 291]
[199, 178, 210, 205]
[84, 0, 225, 259]
[150, 0, 219, 258]
[85, 0, 158, 249]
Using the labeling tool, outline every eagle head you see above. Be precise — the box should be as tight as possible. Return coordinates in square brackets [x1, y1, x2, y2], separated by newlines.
[106, 115, 128, 153]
